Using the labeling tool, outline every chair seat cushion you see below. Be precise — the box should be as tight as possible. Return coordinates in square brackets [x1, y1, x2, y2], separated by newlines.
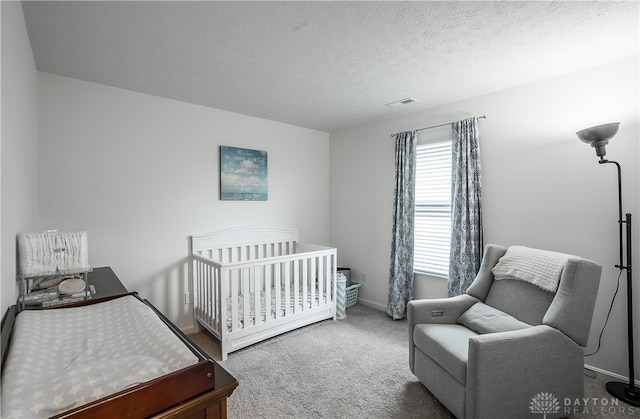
[413, 324, 477, 385]
[457, 302, 532, 334]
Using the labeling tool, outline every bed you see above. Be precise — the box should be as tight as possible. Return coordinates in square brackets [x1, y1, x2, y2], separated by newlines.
[189, 227, 337, 360]
[1, 293, 238, 419]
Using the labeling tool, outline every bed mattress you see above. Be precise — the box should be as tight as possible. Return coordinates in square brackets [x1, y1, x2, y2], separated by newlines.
[1, 296, 198, 418]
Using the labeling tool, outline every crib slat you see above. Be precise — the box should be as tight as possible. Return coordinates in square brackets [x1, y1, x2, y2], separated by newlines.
[230, 269, 239, 331]
[243, 268, 251, 328]
[214, 265, 218, 331]
[212, 267, 220, 336]
[203, 262, 209, 326]
[216, 264, 222, 333]
[310, 257, 316, 308]
[325, 254, 330, 304]
[210, 265, 213, 322]
[201, 261, 207, 323]
[265, 264, 271, 323]
[254, 265, 262, 324]
[206, 263, 211, 329]
[195, 260, 201, 318]
[200, 262, 206, 324]
[293, 260, 300, 314]
[275, 263, 281, 319]
[267, 243, 273, 258]
[302, 258, 308, 311]
[221, 266, 227, 337]
[195, 260, 200, 318]
[205, 263, 211, 331]
[318, 255, 324, 305]
[284, 261, 291, 316]
[208, 265, 212, 330]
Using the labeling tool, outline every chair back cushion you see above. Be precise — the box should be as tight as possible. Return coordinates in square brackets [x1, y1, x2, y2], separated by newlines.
[467, 244, 602, 346]
[484, 279, 555, 325]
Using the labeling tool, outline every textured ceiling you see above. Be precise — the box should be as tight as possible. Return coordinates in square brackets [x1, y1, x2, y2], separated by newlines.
[22, 1, 639, 132]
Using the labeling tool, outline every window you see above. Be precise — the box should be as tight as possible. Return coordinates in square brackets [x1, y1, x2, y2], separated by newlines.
[414, 130, 452, 277]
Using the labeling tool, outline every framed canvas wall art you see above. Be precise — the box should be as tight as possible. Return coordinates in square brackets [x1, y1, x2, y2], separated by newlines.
[219, 146, 268, 201]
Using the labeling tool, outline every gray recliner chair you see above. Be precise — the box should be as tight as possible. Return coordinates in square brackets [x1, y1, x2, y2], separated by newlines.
[408, 244, 602, 419]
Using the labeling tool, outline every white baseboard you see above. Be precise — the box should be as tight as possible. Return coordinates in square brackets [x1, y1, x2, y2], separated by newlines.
[355, 297, 387, 312]
[584, 363, 640, 387]
[180, 325, 196, 335]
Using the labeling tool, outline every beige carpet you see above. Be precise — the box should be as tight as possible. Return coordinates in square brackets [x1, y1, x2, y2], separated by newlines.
[189, 304, 638, 419]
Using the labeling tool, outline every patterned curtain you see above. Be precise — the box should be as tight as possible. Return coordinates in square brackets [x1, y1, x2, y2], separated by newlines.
[387, 131, 417, 320]
[448, 117, 483, 297]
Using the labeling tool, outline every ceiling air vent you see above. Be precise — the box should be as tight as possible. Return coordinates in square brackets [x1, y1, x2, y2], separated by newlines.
[385, 97, 418, 108]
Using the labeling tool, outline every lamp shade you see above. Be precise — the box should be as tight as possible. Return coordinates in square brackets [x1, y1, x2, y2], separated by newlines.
[576, 122, 620, 158]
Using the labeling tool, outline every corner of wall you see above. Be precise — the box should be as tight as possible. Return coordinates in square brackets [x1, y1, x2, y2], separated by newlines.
[1, 1, 40, 315]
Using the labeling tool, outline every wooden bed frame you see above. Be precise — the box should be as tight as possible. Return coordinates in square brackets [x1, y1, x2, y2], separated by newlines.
[189, 226, 337, 360]
[1, 294, 238, 419]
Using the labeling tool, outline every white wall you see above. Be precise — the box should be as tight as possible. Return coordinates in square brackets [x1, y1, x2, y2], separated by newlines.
[1, 1, 39, 316]
[5, 0, 639, 384]
[38, 73, 331, 331]
[330, 57, 639, 380]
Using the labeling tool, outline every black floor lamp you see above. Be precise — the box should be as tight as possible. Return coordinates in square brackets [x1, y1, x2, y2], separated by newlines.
[576, 122, 640, 407]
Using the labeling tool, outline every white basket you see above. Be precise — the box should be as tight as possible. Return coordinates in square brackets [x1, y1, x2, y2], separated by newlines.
[346, 282, 361, 308]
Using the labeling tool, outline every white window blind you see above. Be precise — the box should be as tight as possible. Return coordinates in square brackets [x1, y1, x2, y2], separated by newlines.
[414, 133, 452, 278]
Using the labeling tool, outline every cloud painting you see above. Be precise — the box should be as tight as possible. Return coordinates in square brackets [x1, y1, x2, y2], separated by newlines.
[220, 146, 268, 200]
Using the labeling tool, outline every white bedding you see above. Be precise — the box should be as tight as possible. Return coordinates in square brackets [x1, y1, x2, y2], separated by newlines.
[1, 296, 198, 419]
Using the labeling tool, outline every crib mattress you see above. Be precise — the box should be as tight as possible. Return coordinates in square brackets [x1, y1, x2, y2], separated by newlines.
[198, 287, 328, 332]
[229, 287, 328, 331]
[1, 296, 198, 419]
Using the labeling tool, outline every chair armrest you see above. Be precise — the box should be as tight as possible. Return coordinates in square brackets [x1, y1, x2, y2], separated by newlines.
[407, 294, 479, 326]
[407, 294, 478, 372]
[466, 325, 584, 419]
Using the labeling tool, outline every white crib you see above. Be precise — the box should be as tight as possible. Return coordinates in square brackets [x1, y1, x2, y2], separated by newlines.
[189, 227, 337, 360]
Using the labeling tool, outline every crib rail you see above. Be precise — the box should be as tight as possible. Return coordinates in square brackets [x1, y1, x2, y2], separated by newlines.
[191, 226, 299, 262]
[192, 246, 337, 339]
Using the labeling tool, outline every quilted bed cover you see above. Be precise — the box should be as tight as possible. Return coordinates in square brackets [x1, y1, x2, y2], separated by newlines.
[1, 296, 198, 418]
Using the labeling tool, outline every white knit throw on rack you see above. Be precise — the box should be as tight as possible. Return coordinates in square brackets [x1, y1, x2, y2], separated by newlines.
[491, 245, 575, 293]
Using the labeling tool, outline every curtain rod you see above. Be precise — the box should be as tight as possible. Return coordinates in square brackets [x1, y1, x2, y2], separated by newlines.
[390, 115, 487, 137]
